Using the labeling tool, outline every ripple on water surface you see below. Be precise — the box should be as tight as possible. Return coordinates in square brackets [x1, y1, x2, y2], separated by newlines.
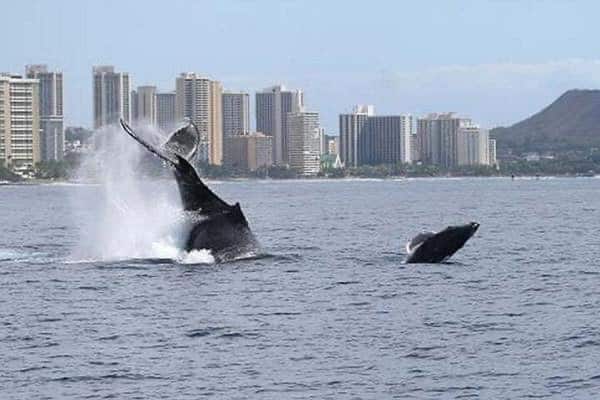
[1, 179, 600, 398]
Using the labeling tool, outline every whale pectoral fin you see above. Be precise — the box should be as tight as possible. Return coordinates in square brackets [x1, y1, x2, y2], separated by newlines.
[407, 231, 435, 254]
[173, 154, 232, 214]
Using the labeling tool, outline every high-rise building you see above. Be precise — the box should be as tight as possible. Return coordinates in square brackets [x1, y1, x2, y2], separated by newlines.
[131, 86, 157, 125]
[25, 65, 64, 161]
[417, 113, 473, 168]
[339, 105, 412, 167]
[223, 133, 272, 171]
[222, 92, 249, 138]
[318, 128, 328, 155]
[287, 111, 320, 176]
[489, 138, 497, 166]
[92, 65, 130, 129]
[339, 105, 373, 168]
[256, 85, 304, 165]
[410, 133, 419, 162]
[0, 74, 41, 171]
[417, 113, 494, 167]
[363, 115, 412, 165]
[175, 73, 223, 164]
[156, 92, 176, 132]
[456, 125, 489, 165]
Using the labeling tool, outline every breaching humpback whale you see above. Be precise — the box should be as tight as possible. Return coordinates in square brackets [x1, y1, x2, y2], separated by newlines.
[119, 119, 258, 262]
[405, 222, 479, 263]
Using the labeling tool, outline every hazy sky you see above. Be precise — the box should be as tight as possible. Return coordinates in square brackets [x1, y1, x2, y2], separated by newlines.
[4, 0, 600, 132]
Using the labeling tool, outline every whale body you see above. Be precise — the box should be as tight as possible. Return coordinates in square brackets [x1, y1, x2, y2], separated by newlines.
[120, 119, 258, 262]
[406, 222, 479, 263]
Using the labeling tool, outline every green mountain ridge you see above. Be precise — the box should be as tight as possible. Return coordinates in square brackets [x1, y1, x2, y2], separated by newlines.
[491, 89, 600, 154]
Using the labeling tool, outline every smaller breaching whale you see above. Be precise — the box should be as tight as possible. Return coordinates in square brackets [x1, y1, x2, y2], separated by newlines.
[405, 222, 479, 263]
[119, 119, 259, 262]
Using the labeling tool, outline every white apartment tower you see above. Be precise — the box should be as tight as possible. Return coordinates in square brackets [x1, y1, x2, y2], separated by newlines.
[175, 73, 223, 165]
[256, 85, 304, 165]
[222, 92, 250, 137]
[456, 126, 490, 165]
[93, 66, 131, 129]
[25, 65, 64, 161]
[0, 74, 41, 171]
[287, 111, 321, 176]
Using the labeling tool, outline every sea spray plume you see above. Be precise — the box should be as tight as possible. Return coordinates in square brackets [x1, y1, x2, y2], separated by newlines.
[70, 123, 192, 262]
[119, 119, 260, 263]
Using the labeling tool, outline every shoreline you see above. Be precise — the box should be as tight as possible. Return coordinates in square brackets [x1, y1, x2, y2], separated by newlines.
[2, 174, 598, 186]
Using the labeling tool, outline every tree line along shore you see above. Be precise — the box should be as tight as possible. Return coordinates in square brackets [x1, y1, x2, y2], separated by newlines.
[2, 155, 599, 183]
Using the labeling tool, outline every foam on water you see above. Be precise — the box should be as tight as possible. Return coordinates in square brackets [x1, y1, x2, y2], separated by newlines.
[0, 248, 22, 261]
[180, 249, 215, 264]
[150, 238, 215, 264]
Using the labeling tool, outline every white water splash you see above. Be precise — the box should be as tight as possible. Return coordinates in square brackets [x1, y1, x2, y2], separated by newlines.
[180, 249, 216, 264]
[70, 124, 214, 264]
[151, 237, 215, 264]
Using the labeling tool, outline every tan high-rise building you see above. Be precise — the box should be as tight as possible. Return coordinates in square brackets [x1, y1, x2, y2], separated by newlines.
[175, 73, 223, 165]
[132, 86, 157, 125]
[26, 65, 64, 161]
[209, 80, 223, 165]
[223, 133, 273, 171]
[0, 74, 41, 172]
[93, 65, 130, 129]
[0, 78, 8, 166]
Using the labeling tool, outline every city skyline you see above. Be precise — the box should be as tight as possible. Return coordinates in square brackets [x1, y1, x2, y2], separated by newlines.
[4, 1, 600, 131]
[0, 62, 497, 176]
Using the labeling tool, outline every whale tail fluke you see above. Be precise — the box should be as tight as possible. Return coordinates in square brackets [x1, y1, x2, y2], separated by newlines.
[119, 119, 234, 216]
[162, 119, 201, 161]
[119, 119, 178, 168]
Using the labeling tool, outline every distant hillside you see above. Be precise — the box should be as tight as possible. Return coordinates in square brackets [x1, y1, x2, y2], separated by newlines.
[491, 89, 600, 153]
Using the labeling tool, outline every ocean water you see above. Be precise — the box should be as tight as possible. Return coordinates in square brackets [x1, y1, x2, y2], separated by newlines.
[1, 177, 600, 399]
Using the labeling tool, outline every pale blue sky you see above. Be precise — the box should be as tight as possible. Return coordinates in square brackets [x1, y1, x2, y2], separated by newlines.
[4, 0, 600, 132]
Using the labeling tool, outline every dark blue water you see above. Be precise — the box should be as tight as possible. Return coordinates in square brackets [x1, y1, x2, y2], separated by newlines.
[2, 178, 600, 399]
